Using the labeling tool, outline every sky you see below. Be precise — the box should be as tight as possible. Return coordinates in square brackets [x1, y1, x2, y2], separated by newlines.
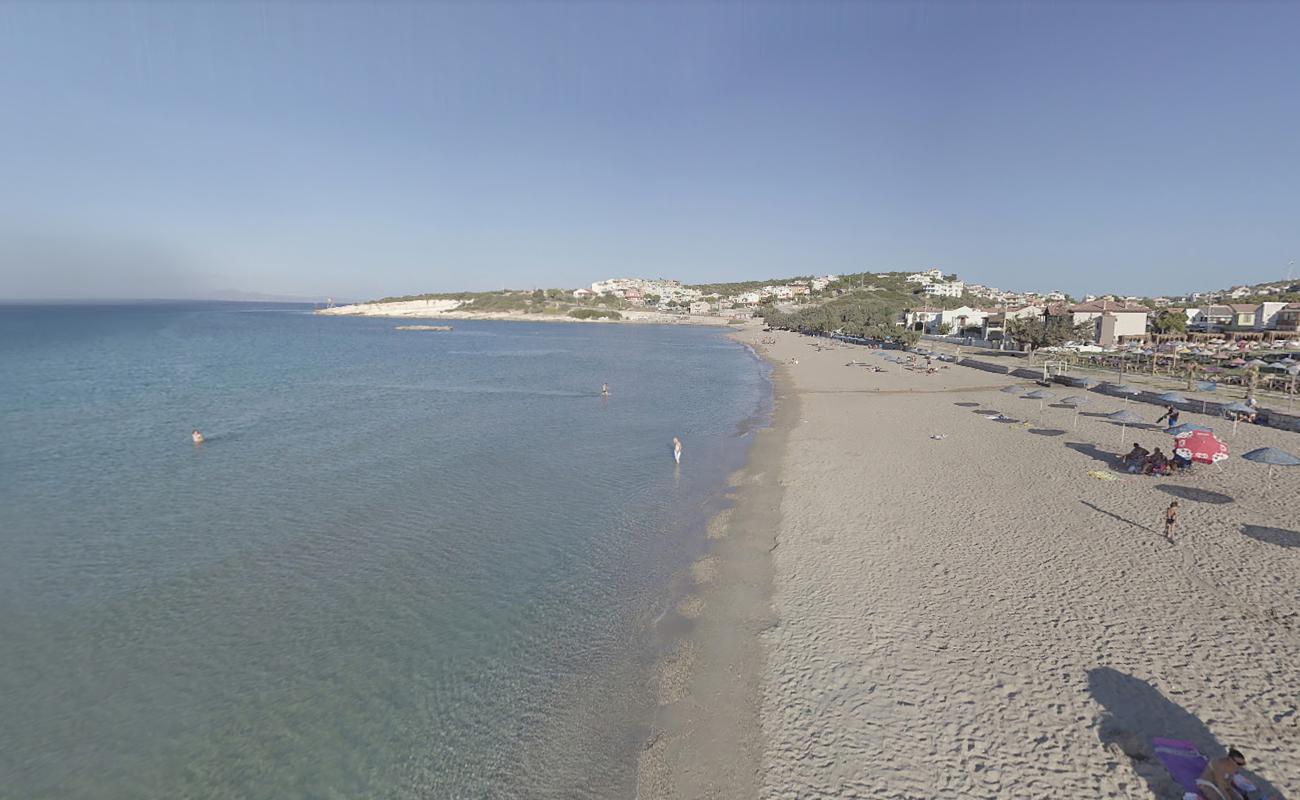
[1, 2, 1297, 301]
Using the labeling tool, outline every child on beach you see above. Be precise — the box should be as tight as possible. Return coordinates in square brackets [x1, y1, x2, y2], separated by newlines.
[1164, 500, 1179, 541]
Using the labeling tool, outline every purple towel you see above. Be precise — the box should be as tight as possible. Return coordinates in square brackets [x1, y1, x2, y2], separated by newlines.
[1154, 737, 1207, 793]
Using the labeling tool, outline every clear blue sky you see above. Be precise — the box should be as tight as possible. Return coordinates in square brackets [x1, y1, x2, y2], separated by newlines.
[2, 2, 1297, 300]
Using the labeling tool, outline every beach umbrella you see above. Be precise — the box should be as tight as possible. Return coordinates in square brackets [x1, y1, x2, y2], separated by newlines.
[1246, 358, 1269, 369]
[1061, 395, 1089, 428]
[1024, 389, 1054, 415]
[1222, 401, 1254, 435]
[1241, 446, 1300, 479]
[1106, 409, 1145, 443]
[1113, 383, 1142, 404]
[1077, 377, 1100, 390]
[1166, 422, 1211, 436]
[1196, 380, 1218, 413]
[1264, 360, 1287, 370]
[1174, 429, 1229, 465]
[1228, 357, 1247, 367]
[1156, 391, 1189, 405]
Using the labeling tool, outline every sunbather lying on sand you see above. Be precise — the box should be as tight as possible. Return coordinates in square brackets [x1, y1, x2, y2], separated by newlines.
[1197, 748, 1247, 799]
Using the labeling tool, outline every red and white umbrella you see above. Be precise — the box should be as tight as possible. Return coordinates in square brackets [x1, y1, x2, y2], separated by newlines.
[1174, 429, 1229, 464]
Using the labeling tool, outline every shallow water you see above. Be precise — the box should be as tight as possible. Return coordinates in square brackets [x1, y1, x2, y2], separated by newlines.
[0, 303, 769, 799]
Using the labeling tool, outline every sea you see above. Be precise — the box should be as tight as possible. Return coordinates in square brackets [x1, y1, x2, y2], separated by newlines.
[0, 302, 771, 800]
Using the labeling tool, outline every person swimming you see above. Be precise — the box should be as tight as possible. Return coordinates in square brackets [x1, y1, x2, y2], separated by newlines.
[601, 383, 609, 397]
[672, 436, 682, 465]
[192, 429, 205, 444]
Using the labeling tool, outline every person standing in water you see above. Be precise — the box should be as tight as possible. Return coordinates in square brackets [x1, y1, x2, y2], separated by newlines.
[601, 383, 609, 397]
[672, 436, 682, 465]
[192, 429, 205, 445]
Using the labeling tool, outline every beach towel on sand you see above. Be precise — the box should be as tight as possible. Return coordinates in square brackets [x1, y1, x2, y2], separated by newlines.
[1153, 739, 1265, 800]
[1154, 738, 1206, 795]
[1088, 470, 1119, 481]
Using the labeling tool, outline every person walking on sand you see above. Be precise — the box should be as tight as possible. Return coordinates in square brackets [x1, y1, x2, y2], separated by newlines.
[1164, 500, 1179, 541]
[1156, 404, 1181, 428]
[672, 436, 682, 465]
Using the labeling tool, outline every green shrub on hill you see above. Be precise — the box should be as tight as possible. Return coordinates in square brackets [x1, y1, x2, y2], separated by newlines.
[568, 308, 622, 320]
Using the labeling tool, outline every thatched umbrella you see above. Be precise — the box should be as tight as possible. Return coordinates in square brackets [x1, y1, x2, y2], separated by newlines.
[1241, 446, 1300, 479]
[1061, 395, 1089, 428]
[1222, 401, 1254, 435]
[1112, 383, 1142, 404]
[1024, 388, 1054, 412]
[1106, 409, 1145, 444]
[1195, 380, 1218, 413]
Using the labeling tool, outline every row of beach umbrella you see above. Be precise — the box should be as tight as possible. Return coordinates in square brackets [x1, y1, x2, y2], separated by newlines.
[990, 380, 1299, 475]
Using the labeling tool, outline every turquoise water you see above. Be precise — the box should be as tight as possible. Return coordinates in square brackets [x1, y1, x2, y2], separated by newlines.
[0, 303, 770, 799]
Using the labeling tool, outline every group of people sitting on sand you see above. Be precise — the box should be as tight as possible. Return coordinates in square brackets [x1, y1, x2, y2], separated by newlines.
[1120, 442, 1192, 475]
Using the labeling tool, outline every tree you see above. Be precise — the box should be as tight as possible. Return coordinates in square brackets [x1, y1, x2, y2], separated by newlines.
[1006, 315, 1093, 350]
[1151, 309, 1187, 335]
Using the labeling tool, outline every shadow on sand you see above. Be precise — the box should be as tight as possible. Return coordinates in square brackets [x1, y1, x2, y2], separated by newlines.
[972, 409, 1001, 416]
[1065, 441, 1116, 467]
[1028, 428, 1066, 437]
[1080, 500, 1156, 534]
[1156, 485, 1235, 506]
[954, 401, 980, 408]
[1241, 524, 1300, 549]
[1088, 667, 1285, 799]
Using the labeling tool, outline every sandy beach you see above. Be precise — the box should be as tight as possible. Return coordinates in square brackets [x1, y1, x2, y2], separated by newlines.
[647, 326, 1299, 799]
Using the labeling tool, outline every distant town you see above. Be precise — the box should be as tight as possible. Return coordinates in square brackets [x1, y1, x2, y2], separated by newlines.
[564, 269, 1300, 347]
[329, 267, 1300, 349]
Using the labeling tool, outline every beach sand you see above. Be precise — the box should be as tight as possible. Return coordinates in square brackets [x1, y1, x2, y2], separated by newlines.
[647, 327, 1300, 799]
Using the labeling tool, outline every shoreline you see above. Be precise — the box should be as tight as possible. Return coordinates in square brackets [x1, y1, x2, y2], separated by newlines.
[638, 324, 792, 799]
[642, 326, 1299, 798]
[316, 302, 737, 328]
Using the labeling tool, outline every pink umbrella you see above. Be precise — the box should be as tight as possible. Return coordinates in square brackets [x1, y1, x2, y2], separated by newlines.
[1174, 429, 1229, 464]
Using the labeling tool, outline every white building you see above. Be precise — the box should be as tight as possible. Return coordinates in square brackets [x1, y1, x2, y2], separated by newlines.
[1255, 301, 1290, 330]
[903, 307, 943, 332]
[923, 281, 965, 298]
[937, 305, 987, 334]
[689, 301, 713, 315]
[1047, 301, 1150, 345]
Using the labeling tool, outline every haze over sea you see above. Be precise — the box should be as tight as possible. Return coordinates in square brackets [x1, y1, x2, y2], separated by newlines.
[0, 302, 770, 799]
